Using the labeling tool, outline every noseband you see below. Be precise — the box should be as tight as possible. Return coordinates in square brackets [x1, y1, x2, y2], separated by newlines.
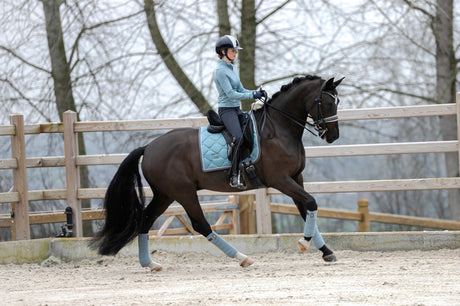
[261, 80, 339, 138]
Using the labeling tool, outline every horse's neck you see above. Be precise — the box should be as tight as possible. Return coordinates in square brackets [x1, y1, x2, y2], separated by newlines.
[266, 92, 311, 140]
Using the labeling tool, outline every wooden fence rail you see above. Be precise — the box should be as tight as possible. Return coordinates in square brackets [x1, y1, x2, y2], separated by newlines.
[271, 199, 460, 231]
[1, 93, 460, 240]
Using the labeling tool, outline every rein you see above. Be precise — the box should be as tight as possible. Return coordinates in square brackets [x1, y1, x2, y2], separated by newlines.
[260, 81, 339, 138]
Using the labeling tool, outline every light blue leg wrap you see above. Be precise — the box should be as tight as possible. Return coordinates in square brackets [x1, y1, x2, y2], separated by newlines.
[207, 231, 238, 258]
[138, 233, 152, 267]
[303, 210, 317, 238]
[312, 224, 325, 249]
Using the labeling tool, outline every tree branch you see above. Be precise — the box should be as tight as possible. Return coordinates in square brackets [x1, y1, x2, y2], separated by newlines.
[257, 0, 292, 25]
[0, 46, 50, 73]
[68, 10, 144, 67]
[0, 78, 52, 120]
[144, 0, 212, 115]
[401, 0, 434, 19]
[369, 0, 434, 56]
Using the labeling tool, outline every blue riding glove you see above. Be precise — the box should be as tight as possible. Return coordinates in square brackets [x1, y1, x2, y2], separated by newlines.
[253, 90, 264, 99]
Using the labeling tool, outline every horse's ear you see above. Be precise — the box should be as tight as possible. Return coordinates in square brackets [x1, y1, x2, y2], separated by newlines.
[325, 78, 335, 90]
[325, 77, 345, 90]
[333, 77, 345, 88]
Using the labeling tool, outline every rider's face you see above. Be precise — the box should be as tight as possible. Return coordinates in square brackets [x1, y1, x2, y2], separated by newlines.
[226, 48, 238, 60]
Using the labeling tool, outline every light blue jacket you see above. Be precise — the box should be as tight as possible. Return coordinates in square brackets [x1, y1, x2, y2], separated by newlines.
[214, 59, 254, 108]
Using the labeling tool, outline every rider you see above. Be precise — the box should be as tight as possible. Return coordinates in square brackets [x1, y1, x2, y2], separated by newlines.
[214, 35, 265, 188]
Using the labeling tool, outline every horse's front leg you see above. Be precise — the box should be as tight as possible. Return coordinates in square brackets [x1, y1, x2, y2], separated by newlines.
[273, 174, 337, 262]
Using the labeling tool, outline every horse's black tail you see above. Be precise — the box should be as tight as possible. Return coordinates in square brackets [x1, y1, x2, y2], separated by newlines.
[91, 146, 146, 255]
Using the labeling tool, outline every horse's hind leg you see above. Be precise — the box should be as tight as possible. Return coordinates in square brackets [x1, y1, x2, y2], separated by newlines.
[138, 193, 173, 271]
[178, 191, 254, 267]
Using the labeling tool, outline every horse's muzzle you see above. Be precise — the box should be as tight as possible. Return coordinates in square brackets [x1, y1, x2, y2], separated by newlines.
[323, 126, 339, 143]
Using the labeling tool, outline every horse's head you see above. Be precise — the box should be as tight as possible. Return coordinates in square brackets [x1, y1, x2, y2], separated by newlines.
[308, 77, 344, 143]
[261, 75, 343, 143]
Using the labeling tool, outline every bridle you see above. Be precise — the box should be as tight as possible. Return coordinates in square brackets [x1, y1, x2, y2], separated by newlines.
[260, 80, 339, 138]
[308, 80, 340, 138]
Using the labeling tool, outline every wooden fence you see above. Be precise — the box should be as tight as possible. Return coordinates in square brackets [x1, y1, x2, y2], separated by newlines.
[1, 93, 460, 240]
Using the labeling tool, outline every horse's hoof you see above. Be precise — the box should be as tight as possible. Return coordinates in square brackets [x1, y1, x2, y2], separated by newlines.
[297, 238, 311, 254]
[240, 257, 254, 268]
[322, 253, 337, 262]
[147, 262, 163, 272]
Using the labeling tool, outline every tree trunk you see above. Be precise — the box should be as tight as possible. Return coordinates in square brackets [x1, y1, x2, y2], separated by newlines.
[42, 0, 92, 234]
[216, 0, 231, 36]
[144, 0, 212, 115]
[239, 0, 257, 111]
[42, 0, 76, 119]
[433, 0, 459, 220]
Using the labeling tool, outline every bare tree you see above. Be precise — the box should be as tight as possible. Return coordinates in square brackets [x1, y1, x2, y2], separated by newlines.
[0, 1, 163, 237]
[41, 0, 93, 235]
[366, 0, 459, 220]
[41, 0, 77, 121]
[431, 0, 458, 219]
[144, 0, 212, 115]
[142, 0, 301, 112]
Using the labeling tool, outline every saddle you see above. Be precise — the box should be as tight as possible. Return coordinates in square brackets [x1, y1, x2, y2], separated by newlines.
[206, 109, 254, 161]
[204, 110, 265, 189]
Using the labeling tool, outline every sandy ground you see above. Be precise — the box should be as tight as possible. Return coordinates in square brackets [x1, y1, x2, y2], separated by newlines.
[0, 249, 459, 305]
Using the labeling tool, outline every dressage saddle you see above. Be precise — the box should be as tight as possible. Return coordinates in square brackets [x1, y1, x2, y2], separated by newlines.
[205, 109, 265, 189]
[206, 109, 254, 161]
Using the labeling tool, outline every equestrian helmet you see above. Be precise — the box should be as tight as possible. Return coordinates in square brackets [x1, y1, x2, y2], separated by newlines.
[215, 35, 243, 55]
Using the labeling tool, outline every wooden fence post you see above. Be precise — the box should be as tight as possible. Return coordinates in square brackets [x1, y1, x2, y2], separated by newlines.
[255, 188, 272, 234]
[357, 198, 370, 232]
[63, 111, 83, 237]
[238, 195, 256, 234]
[10, 114, 30, 240]
[456, 92, 460, 178]
[228, 195, 239, 234]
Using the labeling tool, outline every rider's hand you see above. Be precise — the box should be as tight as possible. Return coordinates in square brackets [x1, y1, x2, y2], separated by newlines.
[253, 90, 263, 99]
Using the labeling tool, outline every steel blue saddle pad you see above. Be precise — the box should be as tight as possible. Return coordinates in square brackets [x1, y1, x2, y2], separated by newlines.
[199, 112, 260, 172]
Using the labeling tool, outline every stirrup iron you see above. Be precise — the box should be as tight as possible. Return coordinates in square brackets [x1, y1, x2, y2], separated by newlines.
[230, 171, 246, 190]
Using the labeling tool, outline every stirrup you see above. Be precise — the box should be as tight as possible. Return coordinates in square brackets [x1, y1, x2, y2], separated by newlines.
[229, 172, 246, 190]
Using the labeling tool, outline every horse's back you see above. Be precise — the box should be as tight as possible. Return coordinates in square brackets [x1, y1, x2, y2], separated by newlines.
[141, 128, 200, 180]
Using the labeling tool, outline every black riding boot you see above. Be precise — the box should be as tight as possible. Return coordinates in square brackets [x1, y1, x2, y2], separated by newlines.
[229, 138, 245, 189]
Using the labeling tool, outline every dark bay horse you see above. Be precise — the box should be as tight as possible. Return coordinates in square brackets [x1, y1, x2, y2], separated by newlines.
[92, 75, 343, 271]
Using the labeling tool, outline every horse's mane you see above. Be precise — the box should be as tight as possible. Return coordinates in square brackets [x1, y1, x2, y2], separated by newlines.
[268, 75, 322, 104]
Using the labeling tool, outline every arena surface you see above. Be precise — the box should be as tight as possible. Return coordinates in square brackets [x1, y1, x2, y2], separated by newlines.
[1, 248, 458, 305]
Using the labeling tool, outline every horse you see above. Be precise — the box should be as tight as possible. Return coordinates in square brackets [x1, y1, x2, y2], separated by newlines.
[92, 75, 344, 271]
